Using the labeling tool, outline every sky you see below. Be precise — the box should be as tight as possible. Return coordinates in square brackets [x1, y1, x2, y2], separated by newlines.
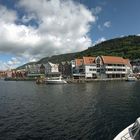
[0, 0, 140, 70]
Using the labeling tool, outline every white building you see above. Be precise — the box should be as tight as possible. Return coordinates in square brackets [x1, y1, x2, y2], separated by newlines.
[25, 62, 59, 76]
[72, 56, 132, 79]
[96, 56, 132, 78]
[72, 57, 96, 79]
[83, 57, 97, 78]
[25, 64, 37, 74]
[44, 62, 59, 74]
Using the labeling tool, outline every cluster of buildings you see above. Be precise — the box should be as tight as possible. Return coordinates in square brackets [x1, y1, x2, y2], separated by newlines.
[0, 71, 7, 78]
[131, 59, 140, 73]
[25, 62, 71, 78]
[3, 55, 139, 80]
[0, 70, 27, 79]
[3, 55, 133, 80]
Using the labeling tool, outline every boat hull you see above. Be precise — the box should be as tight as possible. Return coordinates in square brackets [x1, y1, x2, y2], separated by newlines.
[114, 124, 134, 140]
[126, 78, 137, 81]
[126, 75, 137, 81]
[45, 80, 67, 84]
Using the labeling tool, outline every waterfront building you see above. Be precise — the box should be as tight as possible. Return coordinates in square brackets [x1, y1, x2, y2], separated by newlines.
[0, 71, 7, 78]
[72, 57, 97, 79]
[130, 59, 140, 73]
[25, 62, 60, 77]
[6, 71, 12, 78]
[72, 58, 85, 79]
[36, 64, 41, 74]
[83, 57, 96, 79]
[44, 62, 59, 74]
[72, 56, 132, 79]
[58, 61, 72, 78]
[40, 64, 45, 74]
[95, 56, 132, 79]
[43, 62, 60, 77]
[11, 69, 27, 78]
[25, 64, 37, 74]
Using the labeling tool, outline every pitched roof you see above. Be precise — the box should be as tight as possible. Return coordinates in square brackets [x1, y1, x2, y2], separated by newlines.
[83, 57, 96, 65]
[48, 62, 58, 66]
[101, 56, 129, 65]
[40, 64, 45, 69]
[123, 59, 131, 67]
[75, 59, 83, 66]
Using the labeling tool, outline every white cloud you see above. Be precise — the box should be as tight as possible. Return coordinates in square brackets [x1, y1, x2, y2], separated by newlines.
[7, 57, 21, 65]
[0, 5, 17, 23]
[93, 37, 106, 45]
[0, 61, 10, 71]
[120, 35, 125, 37]
[0, 0, 96, 70]
[92, 6, 102, 15]
[104, 21, 111, 28]
[0, 57, 22, 70]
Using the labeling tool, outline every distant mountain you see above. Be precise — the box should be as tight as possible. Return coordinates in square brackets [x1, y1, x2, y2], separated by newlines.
[17, 35, 140, 69]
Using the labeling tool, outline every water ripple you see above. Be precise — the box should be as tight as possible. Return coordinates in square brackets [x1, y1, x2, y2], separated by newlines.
[0, 81, 140, 140]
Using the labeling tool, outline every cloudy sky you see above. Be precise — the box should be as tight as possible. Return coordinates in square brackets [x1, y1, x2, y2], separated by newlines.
[0, 0, 140, 70]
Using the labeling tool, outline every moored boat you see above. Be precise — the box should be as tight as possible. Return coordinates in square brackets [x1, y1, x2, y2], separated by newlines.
[126, 74, 137, 81]
[114, 117, 140, 140]
[45, 76, 67, 84]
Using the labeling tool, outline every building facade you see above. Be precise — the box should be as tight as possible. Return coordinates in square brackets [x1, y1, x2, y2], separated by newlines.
[44, 62, 59, 74]
[131, 59, 140, 73]
[95, 56, 132, 79]
[72, 56, 132, 79]
[58, 61, 72, 78]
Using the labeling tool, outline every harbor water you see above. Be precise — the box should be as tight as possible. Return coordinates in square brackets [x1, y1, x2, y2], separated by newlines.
[0, 80, 140, 140]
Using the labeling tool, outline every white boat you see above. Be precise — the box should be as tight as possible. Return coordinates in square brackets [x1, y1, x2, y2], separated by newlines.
[114, 117, 140, 140]
[126, 74, 137, 81]
[45, 76, 67, 84]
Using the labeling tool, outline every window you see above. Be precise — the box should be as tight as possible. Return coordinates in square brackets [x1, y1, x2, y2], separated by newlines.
[97, 64, 100, 67]
[117, 64, 125, 66]
[108, 64, 113, 66]
[107, 69, 113, 71]
[117, 69, 123, 71]
[96, 58, 100, 67]
[97, 58, 100, 63]
[89, 69, 96, 71]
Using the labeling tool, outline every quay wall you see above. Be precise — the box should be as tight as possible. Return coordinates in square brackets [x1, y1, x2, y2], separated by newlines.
[66, 78, 126, 83]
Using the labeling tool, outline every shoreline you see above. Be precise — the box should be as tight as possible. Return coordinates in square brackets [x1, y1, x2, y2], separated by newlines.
[4, 77, 36, 81]
[3, 77, 131, 83]
[66, 78, 127, 83]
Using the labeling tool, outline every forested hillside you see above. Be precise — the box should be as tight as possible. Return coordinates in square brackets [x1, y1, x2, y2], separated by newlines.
[17, 35, 140, 69]
[78, 35, 140, 59]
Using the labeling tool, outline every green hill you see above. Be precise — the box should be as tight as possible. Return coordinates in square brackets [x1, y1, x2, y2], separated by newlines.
[79, 35, 140, 59]
[17, 35, 140, 69]
[37, 52, 77, 64]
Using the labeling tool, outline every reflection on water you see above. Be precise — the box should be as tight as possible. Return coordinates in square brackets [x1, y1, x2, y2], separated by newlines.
[0, 80, 140, 140]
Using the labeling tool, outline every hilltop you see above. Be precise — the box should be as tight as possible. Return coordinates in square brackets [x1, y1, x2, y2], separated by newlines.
[17, 35, 140, 69]
[79, 35, 140, 59]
